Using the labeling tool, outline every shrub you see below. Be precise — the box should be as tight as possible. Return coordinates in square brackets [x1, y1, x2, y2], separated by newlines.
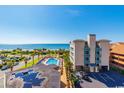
[0, 64, 2, 69]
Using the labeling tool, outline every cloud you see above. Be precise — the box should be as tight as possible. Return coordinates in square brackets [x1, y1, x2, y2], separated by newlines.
[66, 9, 81, 16]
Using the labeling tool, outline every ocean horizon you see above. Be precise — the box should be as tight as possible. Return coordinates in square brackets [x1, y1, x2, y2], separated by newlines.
[0, 44, 69, 50]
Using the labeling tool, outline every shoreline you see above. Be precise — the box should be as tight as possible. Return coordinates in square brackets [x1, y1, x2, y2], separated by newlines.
[0, 44, 69, 50]
[0, 48, 69, 51]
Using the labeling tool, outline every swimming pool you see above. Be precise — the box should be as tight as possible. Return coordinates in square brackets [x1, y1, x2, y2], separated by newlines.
[46, 58, 59, 65]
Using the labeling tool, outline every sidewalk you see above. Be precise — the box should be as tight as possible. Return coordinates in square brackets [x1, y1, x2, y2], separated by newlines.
[60, 60, 68, 88]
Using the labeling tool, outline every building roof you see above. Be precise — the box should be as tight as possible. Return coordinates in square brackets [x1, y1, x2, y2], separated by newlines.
[88, 34, 96, 36]
[111, 42, 124, 54]
[70, 34, 110, 44]
[98, 39, 111, 42]
[71, 39, 85, 43]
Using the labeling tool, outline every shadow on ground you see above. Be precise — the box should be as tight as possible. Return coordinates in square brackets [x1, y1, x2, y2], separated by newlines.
[60, 81, 66, 88]
[88, 71, 124, 88]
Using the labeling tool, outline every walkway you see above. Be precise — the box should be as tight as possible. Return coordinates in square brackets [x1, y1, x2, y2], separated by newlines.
[60, 59, 73, 88]
[60, 60, 68, 88]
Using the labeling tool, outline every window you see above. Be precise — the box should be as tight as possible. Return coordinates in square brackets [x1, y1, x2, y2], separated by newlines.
[85, 57, 89, 61]
[96, 64, 99, 66]
[96, 51, 99, 55]
[85, 51, 89, 54]
[96, 58, 99, 61]
[86, 64, 89, 66]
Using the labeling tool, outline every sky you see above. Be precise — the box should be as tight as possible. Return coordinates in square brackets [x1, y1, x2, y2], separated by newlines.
[0, 5, 124, 44]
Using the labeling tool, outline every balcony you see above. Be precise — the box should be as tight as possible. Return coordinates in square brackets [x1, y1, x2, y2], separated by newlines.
[84, 56, 90, 64]
[96, 60, 101, 64]
[95, 47, 101, 57]
[84, 47, 90, 57]
[84, 47, 90, 51]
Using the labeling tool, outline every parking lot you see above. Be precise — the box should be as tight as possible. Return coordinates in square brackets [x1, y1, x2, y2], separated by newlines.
[88, 71, 124, 87]
[80, 77, 107, 88]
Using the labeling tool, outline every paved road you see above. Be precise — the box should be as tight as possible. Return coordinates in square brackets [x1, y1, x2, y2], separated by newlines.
[0, 55, 38, 73]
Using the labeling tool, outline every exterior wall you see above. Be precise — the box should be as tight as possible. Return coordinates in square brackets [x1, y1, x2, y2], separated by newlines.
[110, 43, 124, 69]
[70, 40, 85, 70]
[87, 34, 96, 64]
[111, 53, 124, 66]
[75, 41, 85, 67]
[99, 41, 110, 70]
[70, 34, 110, 72]
[70, 42, 76, 69]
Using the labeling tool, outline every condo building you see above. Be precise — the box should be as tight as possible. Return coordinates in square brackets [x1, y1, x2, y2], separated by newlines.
[70, 34, 110, 72]
[110, 42, 124, 70]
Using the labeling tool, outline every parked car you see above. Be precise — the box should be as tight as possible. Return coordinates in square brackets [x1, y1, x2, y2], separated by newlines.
[13, 62, 19, 66]
[80, 80, 84, 83]
[28, 57, 31, 60]
[75, 80, 82, 88]
[75, 72, 82, 79]
[82, 75, 92, 82]
[1, 65, 8, 71]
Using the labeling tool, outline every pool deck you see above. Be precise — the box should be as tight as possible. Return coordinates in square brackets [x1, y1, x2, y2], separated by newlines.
[6, 64, 60, 88]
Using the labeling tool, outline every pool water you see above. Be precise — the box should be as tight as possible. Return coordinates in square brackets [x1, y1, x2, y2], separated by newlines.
[46, 58, 59, 65]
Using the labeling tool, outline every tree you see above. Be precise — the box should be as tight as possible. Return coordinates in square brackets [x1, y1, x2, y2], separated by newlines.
[47, 49, 51, 56]
[8, 59, 15, 72]
[2, 58, 7, 65]
[24, 57, 28, 68]
[31, 52, 35, 66]
[37, 52, 41, 61]
[35, 49, 42, 61]
[63, 53, 73, 88]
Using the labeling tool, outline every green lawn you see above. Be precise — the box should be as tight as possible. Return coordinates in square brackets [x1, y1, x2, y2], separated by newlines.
[20, 58, 39, 69]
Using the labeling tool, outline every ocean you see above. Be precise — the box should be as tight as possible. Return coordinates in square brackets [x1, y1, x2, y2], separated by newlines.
[0, 44, 69, 50]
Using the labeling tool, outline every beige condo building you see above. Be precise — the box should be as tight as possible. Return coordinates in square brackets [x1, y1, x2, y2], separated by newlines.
[70, 34, 110, 72]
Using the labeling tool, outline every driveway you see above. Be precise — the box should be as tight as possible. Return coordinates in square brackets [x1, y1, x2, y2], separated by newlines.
[88, 71, 124, 88]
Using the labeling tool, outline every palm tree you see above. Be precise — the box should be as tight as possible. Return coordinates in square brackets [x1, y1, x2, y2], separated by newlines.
[8, 59, 15, 72]
[64, 54, 73, 88]
[11, 50, 16, 56]
[47, 49, 51, 57]
[31, 52, 35, 66]
[42, 48, 47, 57]
[1, 50, 6, 57]
[35, 49, 42, 61]
[10, 62, 14, 72]
[37, 52, 41, 61]
[19, 50, 23, 58]
[1, 58, 6, 65]
[24, 57, 28, 68]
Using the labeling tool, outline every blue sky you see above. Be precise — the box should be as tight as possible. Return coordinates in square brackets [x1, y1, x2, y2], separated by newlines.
[0, 5, 124, 44]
